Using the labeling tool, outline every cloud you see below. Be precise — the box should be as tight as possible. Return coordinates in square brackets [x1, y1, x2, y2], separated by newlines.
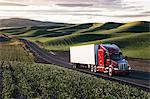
[46, 13, 150, 18]
[0, 9, 101, 12]
[112, 14, 150, 18]
[0, 2, 27, 6]
[0, 0, 150, 23]
[56, 3, 93, 7]
[142, 11, 150, 14]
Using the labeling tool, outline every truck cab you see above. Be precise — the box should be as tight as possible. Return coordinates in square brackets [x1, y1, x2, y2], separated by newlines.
[70, 44, 131, 76]
[97, 44, 131, 76]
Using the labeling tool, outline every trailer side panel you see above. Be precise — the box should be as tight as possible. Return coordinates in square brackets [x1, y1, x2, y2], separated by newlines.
[70, 44, 98, 65]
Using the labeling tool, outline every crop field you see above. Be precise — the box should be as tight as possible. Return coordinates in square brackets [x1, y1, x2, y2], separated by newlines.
[0, 43, 34, 62]
[0, 61, 149, 99]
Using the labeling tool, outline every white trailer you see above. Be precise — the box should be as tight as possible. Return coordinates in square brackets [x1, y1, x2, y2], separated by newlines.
[70, 44, 99, 65]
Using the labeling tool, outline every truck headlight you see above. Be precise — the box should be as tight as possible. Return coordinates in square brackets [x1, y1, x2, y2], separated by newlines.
[128, 66, 131, 70]
[114, 68, 119, 70]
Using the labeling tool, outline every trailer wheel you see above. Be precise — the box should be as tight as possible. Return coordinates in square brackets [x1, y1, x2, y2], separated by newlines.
[93, 65, 97, 73]
[88, 64, 91, 69]
[73, 63, 76, 68]
[108, 68, 113, 76]
[91, 65, 93, 72]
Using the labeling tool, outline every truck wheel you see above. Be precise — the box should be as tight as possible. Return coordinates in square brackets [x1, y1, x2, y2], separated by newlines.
[91, 65, 93, 72]
[93, 65, 97, 73]
[88, 64, 91, 69]
[109, 68, 113, 76]
[73, 63, 76, 68]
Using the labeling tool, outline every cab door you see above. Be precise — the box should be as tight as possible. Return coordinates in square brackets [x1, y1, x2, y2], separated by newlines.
[98, 49, 104, 66]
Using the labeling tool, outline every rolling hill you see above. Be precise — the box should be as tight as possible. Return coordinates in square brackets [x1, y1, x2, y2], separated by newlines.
[0, 18, 70, 28]
[1, 18, 150, 58]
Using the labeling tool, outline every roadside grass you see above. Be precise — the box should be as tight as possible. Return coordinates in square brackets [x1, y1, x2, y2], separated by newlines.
[1, 61, 149, 98]
[0, 42, 34, 62]
[122, 47, 150, 59]
[44, 44, 71, 51]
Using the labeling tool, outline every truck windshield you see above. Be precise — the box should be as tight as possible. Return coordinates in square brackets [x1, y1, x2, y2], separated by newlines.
[110, 54, 122, 61]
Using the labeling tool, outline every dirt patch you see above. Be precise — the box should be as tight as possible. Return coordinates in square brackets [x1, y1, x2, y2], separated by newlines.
[7, 41, 23, 45]
[0, 40, 24, 46]
[52, 50, 150, 72]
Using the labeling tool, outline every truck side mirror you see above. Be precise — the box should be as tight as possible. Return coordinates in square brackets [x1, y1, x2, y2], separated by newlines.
[125, 56, 127, 60]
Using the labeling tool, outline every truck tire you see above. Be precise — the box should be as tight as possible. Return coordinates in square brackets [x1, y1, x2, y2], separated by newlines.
[90, 65, 96, 72]
[91, 65, 93, 72]
[108, 68, 113, 76]
[93, 65, 97, 73]
[88, 64, 91, 69]
[73, 63, 77, 68]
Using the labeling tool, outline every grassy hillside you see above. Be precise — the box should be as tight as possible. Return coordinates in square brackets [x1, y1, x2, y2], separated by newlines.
[81, 22, 123, 33]
[1, 20, 150, 59]
[1, 61, 148, 98]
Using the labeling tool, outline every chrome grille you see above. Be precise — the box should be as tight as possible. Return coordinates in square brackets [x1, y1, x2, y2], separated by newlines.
[118, 63, 128, 70]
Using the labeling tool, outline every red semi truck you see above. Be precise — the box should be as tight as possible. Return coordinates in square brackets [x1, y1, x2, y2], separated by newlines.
[70, 44, 131, 76]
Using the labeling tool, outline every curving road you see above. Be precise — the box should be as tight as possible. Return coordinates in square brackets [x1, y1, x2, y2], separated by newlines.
[20, 39, 150, 91]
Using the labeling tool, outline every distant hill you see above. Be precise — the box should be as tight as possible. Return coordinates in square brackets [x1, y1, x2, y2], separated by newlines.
[0, 18, 70, 28]
[81, 21, 150, 33]
[96, 22, 124, 30]
[117, 21, 150, 33]
[81, 22, 123, 33]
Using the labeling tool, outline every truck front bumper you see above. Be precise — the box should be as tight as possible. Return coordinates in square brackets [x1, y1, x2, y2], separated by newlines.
[114, 70, 130, 75]
[113, 67, 131, 75]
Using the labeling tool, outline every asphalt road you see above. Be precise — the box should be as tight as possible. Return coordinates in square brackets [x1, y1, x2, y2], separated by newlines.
[20, 39, 150, 91]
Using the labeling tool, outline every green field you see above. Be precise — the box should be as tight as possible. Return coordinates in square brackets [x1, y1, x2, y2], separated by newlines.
[1, 21, 150, 59]
[0, 30, 149, 98]
[1, 61, 149, 99]
[0, 43, 34, 62]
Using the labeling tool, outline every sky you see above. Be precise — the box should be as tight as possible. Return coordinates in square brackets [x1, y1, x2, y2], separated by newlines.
[0, 0, 149, 23]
